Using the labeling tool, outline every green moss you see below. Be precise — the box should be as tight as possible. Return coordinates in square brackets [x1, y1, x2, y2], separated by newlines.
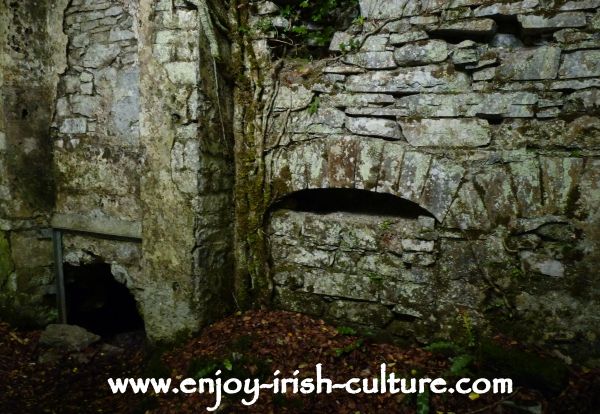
[0, 232, 13, 284]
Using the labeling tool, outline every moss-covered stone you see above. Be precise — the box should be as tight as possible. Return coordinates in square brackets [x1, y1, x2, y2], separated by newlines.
[0, 232, 13, 286]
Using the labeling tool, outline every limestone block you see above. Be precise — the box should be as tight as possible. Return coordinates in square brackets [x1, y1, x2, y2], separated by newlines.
[497, 46, 561, 80]
[346, 64, 470, 93]
[559, 0, 600, 10]
[474, 0, 539, 16]
[518, 12, 587, 32]
[359, 0, 420, 19]
[327, 300, 393, 327]
[432, 18, 497, 36]
[60, 118, 87, 134]
[520, 251, 565, 277]
[394, 40, 448, 65]
[40, 324, 100, 351]
[419, 158, 465, 222]
[164, 62, 197, 85]
[376, 142, 404, 194]
[389, 30, 429, 45]
[343, 51, 397, 69]
[274, 85, 313, 111]
[400, 118, 491, 147]
[559, 50, 600, 79]
[355, 139, 385, 190]
[397, 151, 432, 202]
[346, 117, 402, 139]
[82, 44, 120, 68]
[361, 35, 389, 52]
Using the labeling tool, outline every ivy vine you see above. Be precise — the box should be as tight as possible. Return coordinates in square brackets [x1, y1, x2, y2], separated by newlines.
[261, 0, 360, 57]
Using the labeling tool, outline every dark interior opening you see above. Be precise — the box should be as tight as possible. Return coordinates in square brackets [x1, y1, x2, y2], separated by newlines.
[64, 263, 144, 337]
[269, 188, 435, 218]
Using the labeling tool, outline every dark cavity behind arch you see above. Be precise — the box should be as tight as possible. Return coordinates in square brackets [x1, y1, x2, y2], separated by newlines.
[269, 188, 435, 219]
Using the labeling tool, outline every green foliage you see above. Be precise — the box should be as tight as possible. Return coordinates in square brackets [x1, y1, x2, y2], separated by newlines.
[416, 389, 430, 414]
[425, 312, 479, 377]
[332, 339, 364, 357]
[378, 219, 393, 231]
[268, 0, 359, 57]
[336, 326, 358, 335]
[353, 15, 366, 26]
[308, 96, 320, 115]
[449, 354, 474, 376]
[255, 17, 274, 33]
[424, 340, 461, 355]
[339, 37, 361, 54]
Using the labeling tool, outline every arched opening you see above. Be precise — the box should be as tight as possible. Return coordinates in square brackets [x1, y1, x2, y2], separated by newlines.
[269, 188, 435, 218]
[64, 263, 144, 338]
[268, 188, 437, 330]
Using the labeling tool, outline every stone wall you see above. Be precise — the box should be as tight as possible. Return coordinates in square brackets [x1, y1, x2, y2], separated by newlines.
[137, 0, 235, 340]
[1, 0, 236, 341]
[258, 0, 600, 361]
[1, 0, 599, 360]
[0, 0, 68, 325]
[54, 0, 142, 224]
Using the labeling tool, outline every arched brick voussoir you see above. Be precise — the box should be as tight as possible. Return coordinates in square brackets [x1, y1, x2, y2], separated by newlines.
[267, 136, 465, 222]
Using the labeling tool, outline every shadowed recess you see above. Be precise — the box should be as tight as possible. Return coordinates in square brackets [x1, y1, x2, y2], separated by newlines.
[64, 263, 144, 337]
[269, 188, 435, 218]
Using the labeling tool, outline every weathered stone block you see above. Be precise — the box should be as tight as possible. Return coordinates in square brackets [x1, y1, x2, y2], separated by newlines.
[559, 0, 600, 10]
[40, 324, 100, 351]
[361, 35, 389, 52]
[303, 271, 381, 301]
[327, 136, 358, 188]
[518, 12, 587, 32]
[274, 288, 326, 317]
[397, 151, 431, 202]
[274, 85, 313, 112]
[400, 118, 491, 147]
[343, 51, 398, 69]
[346, 117, 402, 139]
[559, 50, 600, 79]
[346, 64, 470, 93]
[497, 46, 561, 80]
[355, 139, 385, 190]
[389, 30, 428, 45]
[419, 158, 465, 222]
[540, 157, 584, 215]
[445, 181, 491, 231]
[327, 300, 393, 327]
[376, 142, 404, 194]
[431, 18, 497, 36]
[474, 0, 539, 16]
[60, 118, 87, 134]
[359, 0, 420, 19]
[401, 239, 435, 252]
[164, 62, 197, 85]
[509, 158, 543, 217]
[10, 233, 53, 269]
[394, 40, 448, 66]
[82, 43, 120, 68]
[520, 251, 565, 277]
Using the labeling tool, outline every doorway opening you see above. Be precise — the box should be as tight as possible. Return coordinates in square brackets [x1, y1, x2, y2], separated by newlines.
[64, 263, 144, 337]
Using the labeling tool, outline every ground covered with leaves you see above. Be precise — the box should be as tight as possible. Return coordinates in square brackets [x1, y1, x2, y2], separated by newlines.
[1, 310, 599, 413]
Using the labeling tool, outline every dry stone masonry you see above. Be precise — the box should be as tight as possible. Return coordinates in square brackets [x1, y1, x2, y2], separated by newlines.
[258, 0, 600, 360]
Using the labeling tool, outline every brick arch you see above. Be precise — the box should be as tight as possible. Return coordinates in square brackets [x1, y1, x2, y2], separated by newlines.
[267, 136, 465, 222]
